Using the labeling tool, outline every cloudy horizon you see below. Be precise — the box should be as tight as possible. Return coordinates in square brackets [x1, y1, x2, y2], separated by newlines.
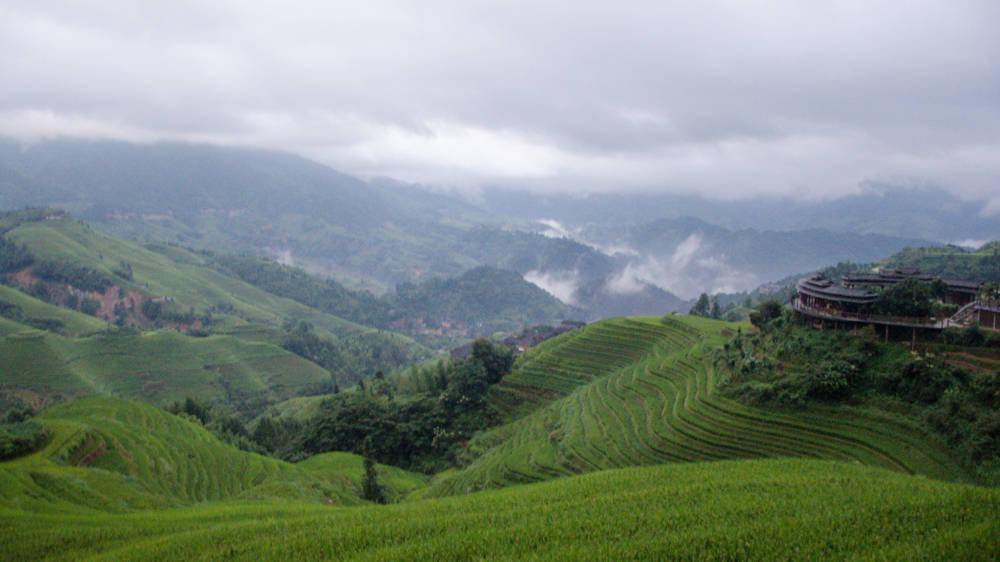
[2, 1, 999, 207]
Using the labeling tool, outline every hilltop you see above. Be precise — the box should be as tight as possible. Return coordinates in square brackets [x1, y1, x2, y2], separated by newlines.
[430, 316, 976, 495]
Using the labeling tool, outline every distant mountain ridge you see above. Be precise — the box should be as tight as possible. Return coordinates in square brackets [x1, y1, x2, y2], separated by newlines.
[1, 137, 973, 312]
[481, 186, 998, 242]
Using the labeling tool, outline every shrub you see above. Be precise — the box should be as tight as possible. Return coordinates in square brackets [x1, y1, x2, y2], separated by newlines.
[32, 261, 112, 292]
[876, 279, 933, 317]
[801, 360, 853, 400]
[80, 298, 100, 316]
[141, 299, 163, 321]
[749, 300, 783, 329]
[0, 421, 52, 461]
[0, 237, 32, 273]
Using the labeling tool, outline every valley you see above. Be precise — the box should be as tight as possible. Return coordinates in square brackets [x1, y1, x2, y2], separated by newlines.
[0, 142, 996, 560]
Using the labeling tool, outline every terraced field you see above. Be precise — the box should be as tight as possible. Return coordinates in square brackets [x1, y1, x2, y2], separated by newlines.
[0, 285, 106, 336]
[2, 459, 996, 560]
[5, 217, 428, 362]
[0, 328, 332, 406]
[0, 397, 426, 513]
[431, 316, 968, 495]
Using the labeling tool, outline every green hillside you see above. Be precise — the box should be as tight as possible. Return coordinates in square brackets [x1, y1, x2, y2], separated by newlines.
[0, 329, 332, 408]
[0, 285, 105, 336]
[1, 213, 430, 386]
[213, 256, 580, 348]
[879, 242, 1000, 281]
[1, 457, 995, 560]
[430, 316, 969, 495]
[0, 397, 426, 514]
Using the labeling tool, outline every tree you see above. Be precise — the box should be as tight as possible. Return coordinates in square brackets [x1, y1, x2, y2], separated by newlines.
[749, 300, 783, 329]
[690, 293, 710, 317]
[362, 456, 386, 504]
[877, 279, 933, 318]
[709, 299, 721, 319]
[471, 338, 515, 384]
[80, 298, 100, 316]
[252, 417, 278, 452]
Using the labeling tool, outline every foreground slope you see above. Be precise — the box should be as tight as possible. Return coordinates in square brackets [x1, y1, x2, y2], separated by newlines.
[1, 459, 996, 561]
[0, 397, 425, 513]
[432, 316, 968, 495]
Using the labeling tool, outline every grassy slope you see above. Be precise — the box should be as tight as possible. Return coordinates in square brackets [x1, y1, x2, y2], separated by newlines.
[0, 459, 995, 561]
[6, 218, 428, 353]
[0, 285, 106, 336]
[0, 397, 426, 515]
[0, 328, 331, 405]
[430, 316, 969, 495]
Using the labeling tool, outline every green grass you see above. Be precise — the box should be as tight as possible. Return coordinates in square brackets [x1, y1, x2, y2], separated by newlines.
[0, 341, 995, 559]
[6, 217, 429, 357]
[0, 286, 106, 336]
[0, 329, 331, 406]
[0, 458, 995, 561]
[260, 394, 330, 424]
[429, 316, 970, 495]
[0, 216, 431, 407]
[0, 397, 425, 515]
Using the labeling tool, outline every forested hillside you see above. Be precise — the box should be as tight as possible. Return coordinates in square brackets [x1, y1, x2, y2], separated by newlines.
[214, 255, 581, 347]
[880, 242, 1000, 282]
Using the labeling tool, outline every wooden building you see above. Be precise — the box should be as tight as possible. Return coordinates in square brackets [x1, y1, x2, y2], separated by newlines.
[842, 268, 981, 306]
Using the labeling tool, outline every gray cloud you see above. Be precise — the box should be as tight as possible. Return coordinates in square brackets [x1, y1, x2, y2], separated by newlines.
[1, 1, 999, 205]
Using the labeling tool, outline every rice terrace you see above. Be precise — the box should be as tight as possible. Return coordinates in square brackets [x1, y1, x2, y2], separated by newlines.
[2, 1, 1000, 559]
[2, 313, 998, 559]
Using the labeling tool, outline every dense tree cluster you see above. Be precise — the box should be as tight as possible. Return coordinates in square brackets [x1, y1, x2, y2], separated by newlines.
[32, 261, 112, 293]
[874, 279, 938, 318]
[297, 339, 514, 471]
[213, 254, 390, 327]
[165, 397, 264, 453]
[162, 338, 515, 472]
[882, 244, 1000, 283]
[0, 236, 32, 274]
[281, 321, 419, 386]
[0, 417, 51, 461]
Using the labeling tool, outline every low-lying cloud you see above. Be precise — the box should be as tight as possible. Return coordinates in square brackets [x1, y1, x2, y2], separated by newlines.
[524, 269, 580, 305]
[2, 1, 999, 207]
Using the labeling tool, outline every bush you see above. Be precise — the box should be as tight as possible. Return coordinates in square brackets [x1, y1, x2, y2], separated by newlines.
[24, 317, 65, 333]
[0, 237, 32, 273]
[876, 279, 933, 317]
[0, 421, 52, 461]
[32, 261, 112, 292]
[141, 299, 163, 321]
[79, 298, 100, 316]
[800, 360, 853, 400]
[749, 300, 783, 329]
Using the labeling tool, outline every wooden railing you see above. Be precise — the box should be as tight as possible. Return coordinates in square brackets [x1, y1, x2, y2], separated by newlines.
[793, 299, 949, 329]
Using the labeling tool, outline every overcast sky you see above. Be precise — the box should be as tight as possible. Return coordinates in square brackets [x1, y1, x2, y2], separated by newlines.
[1, 1, 999, 206]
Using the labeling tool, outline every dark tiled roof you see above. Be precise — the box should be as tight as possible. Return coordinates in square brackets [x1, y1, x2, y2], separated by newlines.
[944, 279, 982, 292]
[797, 276, 878, 303]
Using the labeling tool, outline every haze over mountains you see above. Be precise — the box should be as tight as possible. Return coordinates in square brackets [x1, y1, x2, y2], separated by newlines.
[2, 138, 992, 307]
